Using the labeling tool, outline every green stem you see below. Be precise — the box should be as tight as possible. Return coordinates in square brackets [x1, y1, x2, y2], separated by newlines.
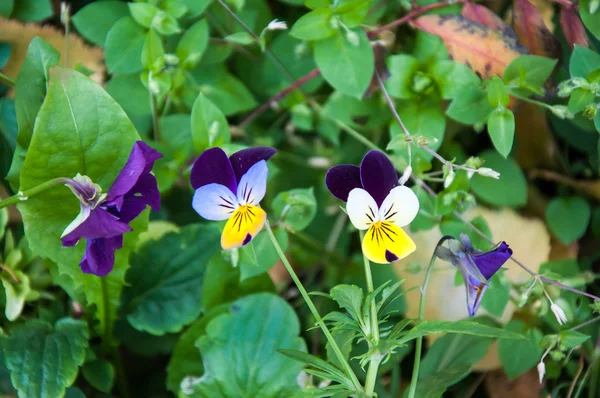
[0, 177, 68, 209]
[407, 246, 440, 398]
[359, 230, 381, 397]
[0, 72, 15, 87]
[150, 92, 160, 141]
[264, 221, 363, 392]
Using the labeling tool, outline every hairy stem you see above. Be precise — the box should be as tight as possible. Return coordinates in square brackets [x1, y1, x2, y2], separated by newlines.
[264, 221, 363, 392]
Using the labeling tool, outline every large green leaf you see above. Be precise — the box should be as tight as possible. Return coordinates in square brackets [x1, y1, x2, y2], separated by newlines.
[546, 196, 591, 245]
[17, 66, 142, 336]
[4, 319, 89, 398]
[189, 293, 307, 397]
[580, 0, 600, 41]
[121, 224, 221, 335]
[487, 108, 515, 158]
[397, 319, 524, 344]
[314, 29, 374, 99]
[190, 93, 230, 154]
[72, 1, 130, 47]
[498, 320, 543, 379]
[471, 150, 527, 208]
[239, 228, 289, 281]
[105, 17, 146, 74]
[166, 304, 229, 393]
[11, 0, 53, 22]
[6, 38, 60, 190]
[408, 365, 471, 398]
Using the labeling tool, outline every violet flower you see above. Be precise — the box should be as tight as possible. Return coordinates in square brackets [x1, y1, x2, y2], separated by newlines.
[61, 141, 162, 276]
[190, 146, 277, 249]
[435, 233, 513, 316]
[325, 150, 420, 264]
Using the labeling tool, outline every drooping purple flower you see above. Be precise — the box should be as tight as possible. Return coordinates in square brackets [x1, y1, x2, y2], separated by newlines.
[435, 233, 513, 316]
[61, 141, 162, 276]
[325, 150, 419, 264]
[190, 146, 277, 249]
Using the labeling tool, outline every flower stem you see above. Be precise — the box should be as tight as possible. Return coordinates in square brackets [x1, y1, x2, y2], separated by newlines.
[0, 177, 69, 209]
[359, 230, 381, 397]
[264, 220, 363, 392]
[0, 72, 15, 87]
[407, 246, 441, 398]
[150, 92, 160, 141]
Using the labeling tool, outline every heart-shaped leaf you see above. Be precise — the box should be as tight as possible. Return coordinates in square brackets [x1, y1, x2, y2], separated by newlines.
[546, 196, 591, 245]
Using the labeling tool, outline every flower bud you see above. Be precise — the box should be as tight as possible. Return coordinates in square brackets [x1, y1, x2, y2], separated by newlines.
[465, 156, 484, 170]
[550, 302, 568, 325]
[399, 165, 412, 185]
[266, 19, 287, 31]
[590, 0, 600, 14]
[537, 361, 545, 384]
[550, 105, 574, 119]
[444, 168, 455, 188]
[477, 167, 500, 179]
[164, 53, 179, 66]
[60, 2, 70, 25]
[345, 30, 360, 46]
[411, 72, 434, 94]
[583, 104, 598, 119]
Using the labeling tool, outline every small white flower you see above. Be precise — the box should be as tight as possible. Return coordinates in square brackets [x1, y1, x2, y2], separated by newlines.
[399, 166, 412, 185]
[308, 156, 331, 168]
[60, 2, 71, 25]
[444, 168, 455, 188]
[266, 19, 287, 31]
[551, 303, 568, 325]
[537, 361, 546, 384]
[477, 167, 500, 179]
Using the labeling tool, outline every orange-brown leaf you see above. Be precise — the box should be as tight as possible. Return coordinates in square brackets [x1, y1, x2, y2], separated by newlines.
[410, 14, 527, 79]
[512, 0, 561, 58]
[560, 6, 589, 50]
[462, 2, 512, 34]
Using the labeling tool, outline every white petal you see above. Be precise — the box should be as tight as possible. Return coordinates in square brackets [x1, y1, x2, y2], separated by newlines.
[378, 186, 420, 227]
[346, 188, 379, 230]
[193, 183, 239, 221]
[237, 160, 268, 205]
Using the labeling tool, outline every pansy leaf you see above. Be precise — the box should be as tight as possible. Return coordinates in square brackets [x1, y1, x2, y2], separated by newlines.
[81, 360, 115, 394]
[272, 187, 318, 232]
[239, 228, 289, 281]
[6, 38, 60, 191]
[17, 66, 142, 336]
[189, 293, 307, 397]
[4, 319, 89, 398]
[121, 224, 221, 335]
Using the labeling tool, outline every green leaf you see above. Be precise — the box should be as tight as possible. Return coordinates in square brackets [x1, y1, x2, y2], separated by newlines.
[81, 360, 114, 393]
[568, 88, 596, 114]
[413, 31, 448, 64]
[6, 38, 60, 191]
[177, 19, 209, 69]
[330, 284, 364, 322]
[503, 55, 557, 94]
[72, 1, 130, 47]
[0, 0, 13, 18]
[440, 215, 493, 252]
[2, 271, 31, 321]
[4, 319, 89, 398]
[480, 272, 510, 317]
[224, 32, 255, 45]
[335, 0, 369, 28]
[314, 29, 374, 99]
[420, 332, 493, 378]
[559, 330, 591, 348]
[166, 304, 229, 393]
[190, 93, 230, 153]
[129, 2, 159, 28]
[239, 228, 289, 281]
[580, 0, 600, 41]
[279, 348, 351, 387]
[17, 66, 142, 336]
[446, 85, 494, 125]
[190, 294, 306, 397]
[106, 74, 151, 116]
[11, 0, 52, 22]
[153, 11, 181, 35]
[409, 365, 471, 398]
[182, 0, 212, 17]
[105, 17, 146, 74]
[385, 55, 420, 99]
[487, 107, 515, 158]
[487, 76, 509, 107]
[498, 320, 543, 379]
[397, 320, 524, 344]
[121, 224, 221, 335]
[570, 46, 600, 78]
[0, 207, 7, 240]
[431, 60, 480, 100]
[546, 196, 591, 245]
[272, 187, 317, 231]
[290, 9, 335, 41]
[142, 29, 165, 71]
[471, 150, 527, 207]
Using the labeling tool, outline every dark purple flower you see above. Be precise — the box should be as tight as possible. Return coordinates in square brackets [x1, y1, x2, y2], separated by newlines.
[325, 150, 419, 264]
[61, 141, 162, 276]
[190, 146, 277, 249]
[436, 233, 513, 316]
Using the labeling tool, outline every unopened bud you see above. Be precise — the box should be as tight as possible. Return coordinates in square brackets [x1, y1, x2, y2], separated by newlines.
[583, 104, 598, 119]
[444, 168, 455, 188]
[399, 165, 412, 185]
[550, 105, 574, 119]
[550, 303, 568, 325]
[266, 19, 287, 31]
[345, 30, 359, 46]
[465, 156, 484, 170]
[61, 2, 71, 25]
[164, 53, 179, 66]
[590, 0, 600, 14]
[537, 361, 545, 384]
[415, 135, 430, 146]
[411, 72, 434, 94]
[477, 167, 500, 179]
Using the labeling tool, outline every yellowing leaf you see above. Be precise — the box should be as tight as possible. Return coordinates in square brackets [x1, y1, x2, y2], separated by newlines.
[462, 2, 511, 33]
[410, 15, 527, 79]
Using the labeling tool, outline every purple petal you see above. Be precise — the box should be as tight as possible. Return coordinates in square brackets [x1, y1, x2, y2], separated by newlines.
[229, 147, 277, 183]
[190, 147, 237, 193]
[472, 242, 513, 280]
[107, 141, 163, 203]
[325, 165, 362, 202]
[466, 274, 488, 317]
[79, 236, 123, 276]
[116, 173, 161, 224]
[360, 150, 398, 207]
[61, 208, 131, 246]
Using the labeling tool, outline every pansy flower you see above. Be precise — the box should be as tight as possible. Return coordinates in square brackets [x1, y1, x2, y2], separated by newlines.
[435, 233, 513, 316]
[61, 141, 163, 276]
[325, 150, 419, 264]
[190, 146, 277, 249]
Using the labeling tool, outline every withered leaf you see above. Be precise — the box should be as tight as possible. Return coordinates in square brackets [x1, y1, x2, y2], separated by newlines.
[512, 0, 561, 59]
[559, 6, 589, 50]
[462, 2, 517, 39]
